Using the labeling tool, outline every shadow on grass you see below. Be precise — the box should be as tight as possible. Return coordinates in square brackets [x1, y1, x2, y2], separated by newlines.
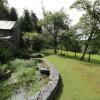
[57, 54, 100, 66]
[54, 76, 63, 100]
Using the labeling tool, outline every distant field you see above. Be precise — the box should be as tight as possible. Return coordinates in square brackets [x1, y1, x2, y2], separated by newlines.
[45, 54, 100, 100]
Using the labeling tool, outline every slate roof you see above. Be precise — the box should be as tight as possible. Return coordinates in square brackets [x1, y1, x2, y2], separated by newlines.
[0, 21, 16, 30]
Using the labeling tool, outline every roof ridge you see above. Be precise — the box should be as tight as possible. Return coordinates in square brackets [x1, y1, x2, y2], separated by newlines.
[0, 21, 16, 30]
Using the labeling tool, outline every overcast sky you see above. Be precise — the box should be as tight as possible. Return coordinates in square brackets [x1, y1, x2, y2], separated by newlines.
[8, 0, 84, 25]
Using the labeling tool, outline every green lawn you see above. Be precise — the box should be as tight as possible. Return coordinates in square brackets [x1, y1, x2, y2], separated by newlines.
[45, 54, 100, 100]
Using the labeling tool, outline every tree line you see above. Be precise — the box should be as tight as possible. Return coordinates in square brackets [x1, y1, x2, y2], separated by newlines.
[0, 0, 100, 63]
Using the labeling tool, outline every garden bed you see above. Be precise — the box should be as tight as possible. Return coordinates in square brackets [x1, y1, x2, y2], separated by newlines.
[0, 59, 49, 100]
[0, 69, 12, 80]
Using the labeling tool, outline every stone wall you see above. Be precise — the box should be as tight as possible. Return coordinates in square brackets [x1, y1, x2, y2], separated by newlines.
[29, 59, 60, 100]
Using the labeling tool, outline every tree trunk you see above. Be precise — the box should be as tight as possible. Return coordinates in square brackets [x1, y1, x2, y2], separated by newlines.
[88, 52, 91, 62]
[61, 49, 62, 54]
[80, 25, 95, 61]
[54, 39, 57, 54]
[80, 44, 89, 60]
[64, 51, 66, 55]
[54, 48, 57, 54]
[60, 46, 62, 54]
[67, 51, 68, 56]
[75, 52, 77, 58]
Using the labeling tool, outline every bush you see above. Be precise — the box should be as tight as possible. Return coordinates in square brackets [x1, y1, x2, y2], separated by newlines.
[23, 32, 44, 52]
[13, 49, 30, 59]
[0, 47, 13, 64]
[9, 58, 37, 68]
[0, 66, 6, 76]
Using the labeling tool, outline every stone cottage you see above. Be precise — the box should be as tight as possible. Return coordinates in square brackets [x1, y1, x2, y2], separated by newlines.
[0, 20, 20, 49]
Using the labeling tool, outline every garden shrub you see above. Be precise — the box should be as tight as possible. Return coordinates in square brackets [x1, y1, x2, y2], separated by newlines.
[0, 47, 13, 64]
[13, 49, 30, 59]
[23, 32, 44, 52]
[9, 59, 37, 69]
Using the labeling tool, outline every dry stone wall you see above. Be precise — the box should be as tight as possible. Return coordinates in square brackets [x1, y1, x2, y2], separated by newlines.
[29, 59, 60, 100]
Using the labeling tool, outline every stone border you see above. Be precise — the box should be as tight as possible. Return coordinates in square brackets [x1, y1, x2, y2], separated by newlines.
[29, 59, 60, 100]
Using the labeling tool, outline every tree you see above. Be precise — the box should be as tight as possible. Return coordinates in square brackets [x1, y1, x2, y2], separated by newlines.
[30, 11, 38, 31]
[32, 33, 44, 52]
[31, 11, 42, 33]
[19, 9, 41, 33]
[41, 11, 70, 54]
[9, 7, 18, 21]
[0, 0, 10, 20]
[0, 40, 13, 63]
[71, 39, 81, 58]
[23, 32, 44, 52]
[71, 0, 100, 61]
[87, 34, 100, 62]
[59, 30, 71, 56]
[19, 9, 33, 32]
[69, 25, 81, 58]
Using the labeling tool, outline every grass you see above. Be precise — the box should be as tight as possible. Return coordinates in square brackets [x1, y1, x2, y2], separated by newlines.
[45, 54, 100, 100]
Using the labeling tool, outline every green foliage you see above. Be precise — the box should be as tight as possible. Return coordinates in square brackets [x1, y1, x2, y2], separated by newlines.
[0, 40, 13, 63]
[32, 34, 44, 52]
[31, 11, 42, 33]
[0, 59, 37, 99]
[0, 0, 18, 20]
[0, 0, 9, 20]
[71, 0, 100, 23]
[23, 32, 44, 52]
[69, 26, 81, 53]
[0, 47, 13, 64]
[70, 39, 81, 53]
[71, 0, 100, 60]
[41, 10, 70, 54]
[19, 9, 33, 32]
[70, 0, 92, 11]
[0, 64, 7, 75]
[0, 58, 48, 99]
[9, 7, 18, 21]
[9, 59, 36, 69]
[19, 9, 42, 33]
[14, 49, 30, 59]
[59, 30, 72, 52]
[58, 25, 81, 57]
